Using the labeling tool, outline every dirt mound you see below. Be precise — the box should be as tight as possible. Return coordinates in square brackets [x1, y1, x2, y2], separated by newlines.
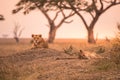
[0, 48, 120, 80]
[0, 48, 69, 63]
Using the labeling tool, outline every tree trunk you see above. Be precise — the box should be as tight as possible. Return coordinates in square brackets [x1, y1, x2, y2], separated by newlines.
[14, 37, 19, 43]
[87, 15, 100, 44]
[87, 29, 96, 44]
[48, 27, 57, 43]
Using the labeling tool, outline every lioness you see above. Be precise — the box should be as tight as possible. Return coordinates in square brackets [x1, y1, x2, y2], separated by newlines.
[78, 50, 103, 59]
[31, 34, 48, 49]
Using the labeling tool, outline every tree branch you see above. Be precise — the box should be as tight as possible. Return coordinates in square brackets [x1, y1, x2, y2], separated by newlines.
[64, 20, 73, 23]
[60, 9, 65, 18]
[89, 12, 94, 19]
[53, 10, 61, 21]
[102, 1, 120, 14]
[56, 10, 75, 28]
[68, 2, 89, 30]
[99, 0, 103, 11]
[34, 3, 52, 25]
[92, 0, 98, 13]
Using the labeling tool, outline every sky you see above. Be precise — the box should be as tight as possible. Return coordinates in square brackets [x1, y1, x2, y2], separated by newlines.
[0, 0, 120, 39]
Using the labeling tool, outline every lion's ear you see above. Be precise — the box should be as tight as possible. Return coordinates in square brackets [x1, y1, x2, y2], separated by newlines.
[39, 34, 42, 37]
[32, 34, 34, 37]
[80, 50, 83, 53]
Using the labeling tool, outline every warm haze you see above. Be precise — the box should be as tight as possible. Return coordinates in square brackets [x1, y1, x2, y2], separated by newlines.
[0, 0, 120, 39]
[0, 1, 120, 79]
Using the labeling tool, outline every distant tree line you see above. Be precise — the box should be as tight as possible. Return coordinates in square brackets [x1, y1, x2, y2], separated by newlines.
[12, 0, 120, 44]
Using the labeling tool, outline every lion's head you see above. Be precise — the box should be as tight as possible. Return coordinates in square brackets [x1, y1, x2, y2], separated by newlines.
[32, 34, 43, 46]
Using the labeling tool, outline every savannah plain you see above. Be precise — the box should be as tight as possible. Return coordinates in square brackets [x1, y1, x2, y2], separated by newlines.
[0, 38, 120, 80]
[1, 0, 120, 80]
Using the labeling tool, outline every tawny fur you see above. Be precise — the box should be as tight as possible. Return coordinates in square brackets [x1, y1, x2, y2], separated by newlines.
[79, 50, 103, 59]
[31, 34, 48, 49]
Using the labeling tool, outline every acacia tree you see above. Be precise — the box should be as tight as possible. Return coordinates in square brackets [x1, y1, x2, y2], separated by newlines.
[56, 0, 120, 43]
[12, 0, 75, 43]
[13, 22, 24, 43]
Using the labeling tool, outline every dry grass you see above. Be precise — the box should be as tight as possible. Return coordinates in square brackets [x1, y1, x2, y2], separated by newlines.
[0, 38, 95, 56]
[0, 38, 31, 56]
[93, 31, 120, 72]
[0, 38, 120, 80]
